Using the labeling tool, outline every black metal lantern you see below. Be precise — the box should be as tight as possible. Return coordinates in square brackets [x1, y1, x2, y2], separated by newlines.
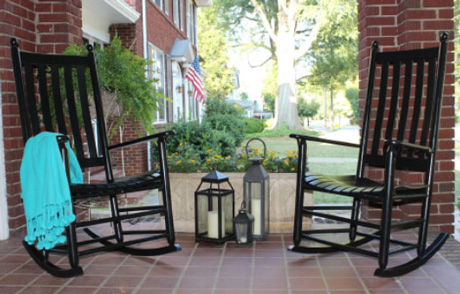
[195, 170, 235, 244]
[244, 138, 270, 240]
[233, 204, 254, 247]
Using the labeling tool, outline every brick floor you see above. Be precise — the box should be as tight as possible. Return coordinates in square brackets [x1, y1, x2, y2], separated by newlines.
[1, 227, 460, 294]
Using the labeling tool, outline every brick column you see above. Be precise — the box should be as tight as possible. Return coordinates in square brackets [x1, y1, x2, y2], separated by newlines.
[358, 0, 455, 233]
[35, 0, 83, 53]
[0, 0, 83, 236]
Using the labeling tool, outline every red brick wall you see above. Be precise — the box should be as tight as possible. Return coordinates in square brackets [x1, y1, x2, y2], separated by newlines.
[358, 0, 455, 233]
[108, 118, 149, 176]
[0, 0, 83, 237]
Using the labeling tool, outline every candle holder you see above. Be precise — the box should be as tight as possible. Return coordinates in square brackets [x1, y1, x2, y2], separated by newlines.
[233, 202, 254, 247]
[195, 170, 235, 244]
[243, 138, 270, 240]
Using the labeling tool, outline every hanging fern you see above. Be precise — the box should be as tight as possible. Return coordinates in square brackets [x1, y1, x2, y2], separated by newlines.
[63, 36, 167, 139]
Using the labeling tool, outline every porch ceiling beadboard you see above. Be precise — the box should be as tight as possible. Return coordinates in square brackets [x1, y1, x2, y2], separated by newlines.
[82, 0, 140, 43]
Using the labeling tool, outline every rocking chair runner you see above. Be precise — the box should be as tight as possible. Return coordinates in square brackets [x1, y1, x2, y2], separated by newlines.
[10, 38, 181, 278]
[289, 32, 450, 277]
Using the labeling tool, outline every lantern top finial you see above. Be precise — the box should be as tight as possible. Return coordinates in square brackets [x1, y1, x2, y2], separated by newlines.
[202, 170, 229, 183]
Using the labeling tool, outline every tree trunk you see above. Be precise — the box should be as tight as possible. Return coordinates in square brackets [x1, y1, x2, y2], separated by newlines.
[272, 20, 302, 130]
[330, 88, 335, 131]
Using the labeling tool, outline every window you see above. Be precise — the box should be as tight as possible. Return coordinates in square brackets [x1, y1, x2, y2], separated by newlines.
[82, 35, 105, 49]
[154, 0, 169, 15]
[149, 44, 168, 124]
[173, 0, 183, 31]
[186, 1, 196, 44]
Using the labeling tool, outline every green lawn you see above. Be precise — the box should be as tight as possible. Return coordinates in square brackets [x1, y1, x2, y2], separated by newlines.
[246, 136, 359, 158]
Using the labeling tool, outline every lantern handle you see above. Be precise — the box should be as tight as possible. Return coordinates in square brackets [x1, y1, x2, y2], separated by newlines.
[245, 137, 267, 160]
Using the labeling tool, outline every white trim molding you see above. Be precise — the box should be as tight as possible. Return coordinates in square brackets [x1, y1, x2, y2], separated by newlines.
[0, 82, 9, 240]
[82, 0, 140, 43]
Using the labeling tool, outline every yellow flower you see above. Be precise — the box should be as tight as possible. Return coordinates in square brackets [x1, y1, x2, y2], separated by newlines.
[215, 155, 222, 159]
[206, 158, 212, 162]
[190, 160, 196, 163]
[284, 160, 289, 166]
[207, 148, 213, 153]
[225, 156, 231, 160]
[291, 167, 295, 171]
[176, 160, 182, 164]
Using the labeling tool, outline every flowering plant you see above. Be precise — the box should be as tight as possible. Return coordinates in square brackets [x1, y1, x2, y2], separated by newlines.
[167, 141, 302, 173]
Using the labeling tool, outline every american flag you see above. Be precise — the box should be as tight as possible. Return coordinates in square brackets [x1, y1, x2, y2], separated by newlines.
[185, 56, 205, 105]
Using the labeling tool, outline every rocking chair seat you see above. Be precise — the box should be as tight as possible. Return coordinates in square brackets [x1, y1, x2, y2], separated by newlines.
[304, 173, 427, 201]
[71, 171, 163, 198]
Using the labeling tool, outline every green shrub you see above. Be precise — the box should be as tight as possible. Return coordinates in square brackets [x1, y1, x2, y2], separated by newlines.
[167, 120, 237, 160]
[244, 118, 264, 134]
[203, 99, 246, 146]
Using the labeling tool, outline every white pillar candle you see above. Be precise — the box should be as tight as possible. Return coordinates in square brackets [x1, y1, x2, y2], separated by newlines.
[208, 210, 225, 239]
[252, 199, 261, 235]
[208, 211, 218, 239]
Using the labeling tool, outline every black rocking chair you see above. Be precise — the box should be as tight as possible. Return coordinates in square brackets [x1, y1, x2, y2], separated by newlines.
[289, 32, 450, 277]
[10, 38, 181, 277]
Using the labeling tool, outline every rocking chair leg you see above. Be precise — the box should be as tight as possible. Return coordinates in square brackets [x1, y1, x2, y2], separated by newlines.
[293, 138, 307, 247]
[109, 195, 124, 243]
[349, 198, 361, 241]
[162, 186, 176, 245]
[379, 198, 392, 270]
[158, 137, 176, 246]
[66, 224, 79, 268]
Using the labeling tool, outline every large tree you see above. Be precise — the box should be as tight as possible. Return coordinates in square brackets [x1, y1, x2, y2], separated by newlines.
[214, 0, 322, 130]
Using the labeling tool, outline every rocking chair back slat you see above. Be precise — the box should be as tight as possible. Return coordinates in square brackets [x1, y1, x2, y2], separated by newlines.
[420, 58, 437, 146]
[37, 64, 53, 131]
[50, 64, 68, 135]
[24, 63, 41, 136]
[397, 60, 413, 142]
[76, 65, 98, 159]
[384, 60, 401, 143]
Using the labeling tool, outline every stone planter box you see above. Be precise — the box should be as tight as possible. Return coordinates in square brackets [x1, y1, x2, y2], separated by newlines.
[170, 173, 313, 234]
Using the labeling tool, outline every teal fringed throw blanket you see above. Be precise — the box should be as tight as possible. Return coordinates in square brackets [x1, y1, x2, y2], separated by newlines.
[20, 132, 83, 250]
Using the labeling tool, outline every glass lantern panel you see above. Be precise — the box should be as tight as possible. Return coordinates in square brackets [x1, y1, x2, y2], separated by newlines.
[250, 182, 263, 236]
[196, 194, 209, 236]
[264, 179, 270, 234]
[236, 223, 248, 243]
[222, 193, 233, 236]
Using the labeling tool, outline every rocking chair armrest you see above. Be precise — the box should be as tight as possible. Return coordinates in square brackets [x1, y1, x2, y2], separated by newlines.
[56, 135, 70, 145]
[108, 131, 175, 151]
[289, 133, 360, 148]
[385, 140, 433, 155]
